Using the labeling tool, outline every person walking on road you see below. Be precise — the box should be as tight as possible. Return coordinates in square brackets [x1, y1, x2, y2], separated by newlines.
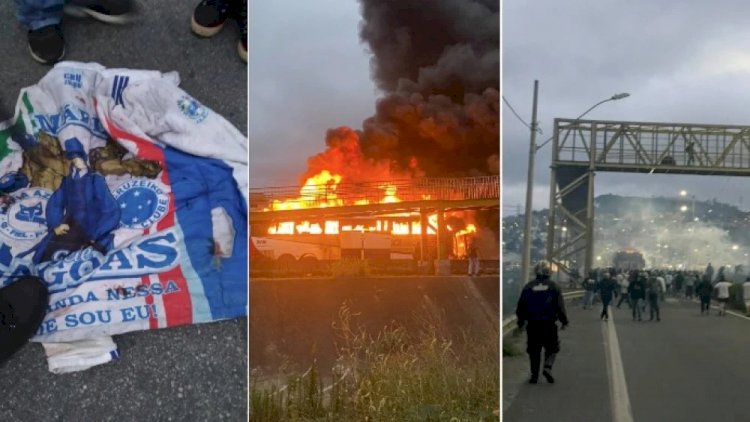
[582, 273, 596, 310]
[656, 273, 666, 302]
[628, 272, 647, 321]
[706, 262, 715, 282]
[597, 272, 618, 321]
[685, 271, 696, 299]
[696, 275, 713, 315]
[466, 239, 480, 277]
[742, 277, 750, 317]
[616, 272, 631, 309]
[714, 278, 732, 316]
[516, 261, 569, 385]
[647, 274, 662, 321]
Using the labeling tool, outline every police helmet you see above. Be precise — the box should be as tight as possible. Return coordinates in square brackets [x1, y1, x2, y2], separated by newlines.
[534, 260, 551, 276]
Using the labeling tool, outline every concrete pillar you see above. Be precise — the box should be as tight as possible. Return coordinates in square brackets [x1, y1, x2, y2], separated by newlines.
[435, 209, 451, 275]
[420, 210, 428, 272]
[437, 210, 445, 260]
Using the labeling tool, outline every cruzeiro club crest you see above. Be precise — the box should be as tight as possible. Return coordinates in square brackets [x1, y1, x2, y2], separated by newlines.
[114, 179, 170, 230]
[0, 188, 52, 240]
[177, 95, 209, 123]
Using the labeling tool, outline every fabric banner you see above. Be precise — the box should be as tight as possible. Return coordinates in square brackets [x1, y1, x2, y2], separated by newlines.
[0, 62, 248, 350]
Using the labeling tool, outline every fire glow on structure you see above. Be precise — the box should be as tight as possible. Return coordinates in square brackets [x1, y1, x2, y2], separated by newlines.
[266, 170, 403, 211]
[264, 170, 478, 256]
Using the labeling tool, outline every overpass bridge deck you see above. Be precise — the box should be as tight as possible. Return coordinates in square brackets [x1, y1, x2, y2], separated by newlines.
[250, 175, 499, 221]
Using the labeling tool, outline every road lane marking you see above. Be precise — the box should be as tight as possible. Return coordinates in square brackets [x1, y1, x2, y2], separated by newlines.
[602, 306, 634, 422]
[686, 298, 750, 320]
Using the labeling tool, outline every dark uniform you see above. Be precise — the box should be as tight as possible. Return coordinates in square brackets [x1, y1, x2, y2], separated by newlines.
[597, 274, 618, 320]
[516, 264, 569, 384]
[696, 276, 713, 315]
[647, 277, 661, 321]
[628, 274, 647, 321]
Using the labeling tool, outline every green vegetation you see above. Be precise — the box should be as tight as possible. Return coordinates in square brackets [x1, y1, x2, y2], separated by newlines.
[251, 304, 499, 421]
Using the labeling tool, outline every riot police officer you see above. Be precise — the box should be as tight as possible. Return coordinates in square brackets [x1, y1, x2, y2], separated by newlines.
[516, 261, 569, 384]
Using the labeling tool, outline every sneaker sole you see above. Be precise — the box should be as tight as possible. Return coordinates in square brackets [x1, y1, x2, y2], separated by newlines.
[63, 5, 134, 24]
[542, 371, 555, 383]
[237, 40, 247, 62]
[29, 44, 65, 65]
[192, 15, 226, 37]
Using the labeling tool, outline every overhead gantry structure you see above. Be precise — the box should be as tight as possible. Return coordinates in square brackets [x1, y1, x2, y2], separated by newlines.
[546, 118, 750, 277]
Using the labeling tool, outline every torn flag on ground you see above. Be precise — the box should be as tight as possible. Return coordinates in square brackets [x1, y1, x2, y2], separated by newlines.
[0, 62, 248, 372]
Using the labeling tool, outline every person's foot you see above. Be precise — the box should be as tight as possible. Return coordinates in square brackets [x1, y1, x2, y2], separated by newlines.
[0, 276, 49, 364]
[528, 375, 538, 384]
[192, 0, 232, 37]
[28, 25, 65, 64]
[64, 0, 135, 24]
[542, 369, 555, 384]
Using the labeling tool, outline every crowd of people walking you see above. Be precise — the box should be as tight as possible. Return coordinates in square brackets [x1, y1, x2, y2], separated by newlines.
[514, 260, 750, 386]
[577, 262, 750, 319]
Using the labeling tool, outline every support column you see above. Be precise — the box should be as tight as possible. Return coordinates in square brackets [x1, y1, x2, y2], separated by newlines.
[584, 171, 595, 277]
[420, 209, 429, 273]
[435, 209, 450, 275]
[437, 210, 445, 260]
[584, 124, 597, 277]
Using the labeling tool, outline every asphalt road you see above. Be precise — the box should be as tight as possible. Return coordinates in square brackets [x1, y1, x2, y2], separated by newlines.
[504, 297, 750, 421]
[0, 1, 247, 420]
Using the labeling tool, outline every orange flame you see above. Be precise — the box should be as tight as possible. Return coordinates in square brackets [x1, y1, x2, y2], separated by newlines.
[270, 170, 343, 211]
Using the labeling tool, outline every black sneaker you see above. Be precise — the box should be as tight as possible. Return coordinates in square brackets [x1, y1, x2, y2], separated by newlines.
[542, 369, 555, 384]
[0, 276, 48, 364]
[28, 25, 65, 65]
[192, 0, 232, 37]
[64, 0, 134, 24]
[528, 375, 538, 384]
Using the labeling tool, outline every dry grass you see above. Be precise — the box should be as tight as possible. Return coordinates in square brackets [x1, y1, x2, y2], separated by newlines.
[250, 303, 499, 421]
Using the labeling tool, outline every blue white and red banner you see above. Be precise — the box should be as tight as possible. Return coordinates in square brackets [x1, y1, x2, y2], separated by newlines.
[0, 62, 247, 370]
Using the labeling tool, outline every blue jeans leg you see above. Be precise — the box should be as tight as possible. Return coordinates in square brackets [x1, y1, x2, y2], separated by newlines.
[15, 0, 66, 30]
[583, 291, 593, 309]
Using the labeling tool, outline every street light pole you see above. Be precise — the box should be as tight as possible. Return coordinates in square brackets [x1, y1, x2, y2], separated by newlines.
[520, 88, 630, 285]
[520, 80, 539, 287]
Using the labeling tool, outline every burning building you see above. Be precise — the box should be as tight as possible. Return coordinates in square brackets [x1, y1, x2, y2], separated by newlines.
[250, 0, 499, 269]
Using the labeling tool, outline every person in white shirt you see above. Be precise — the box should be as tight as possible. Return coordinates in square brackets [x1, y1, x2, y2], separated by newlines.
[742, 278, 750, 317]
[656, 274, 666, 302]
[616, 273, 630, 309]
[665, 273, 673, 294]
[714, 280, 733, 316]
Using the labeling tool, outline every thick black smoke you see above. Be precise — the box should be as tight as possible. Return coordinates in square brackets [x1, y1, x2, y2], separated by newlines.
[355, 0, 499, 177]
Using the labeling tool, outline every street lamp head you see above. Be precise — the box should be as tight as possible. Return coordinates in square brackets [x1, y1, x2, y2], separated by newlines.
[611, 93, 630, 100]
